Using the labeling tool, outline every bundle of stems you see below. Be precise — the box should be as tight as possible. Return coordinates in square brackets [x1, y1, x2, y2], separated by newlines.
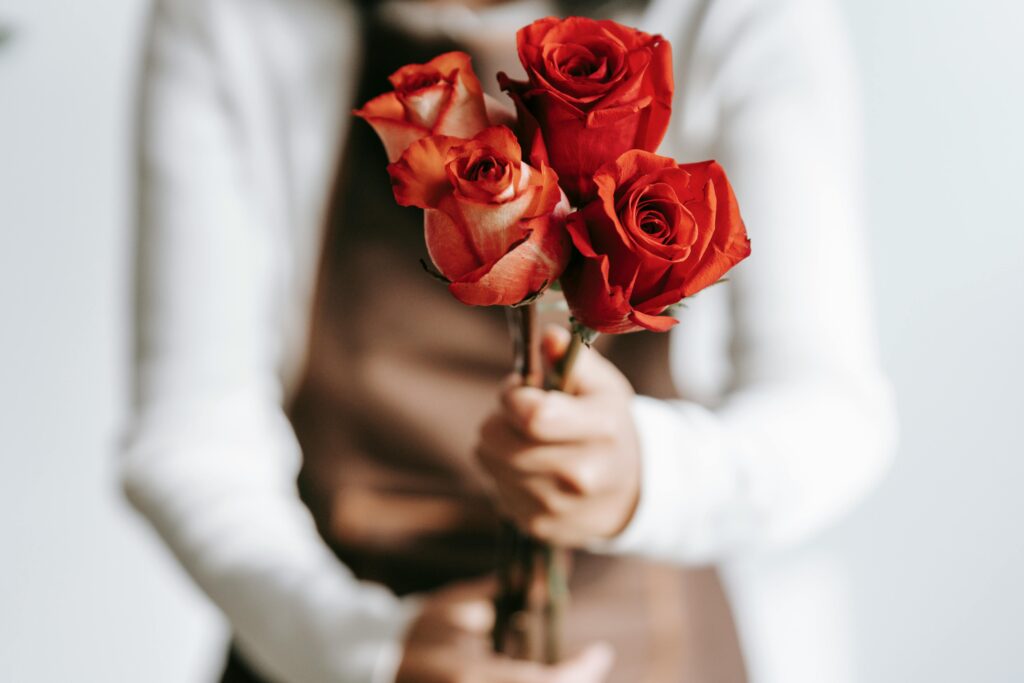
[493, 304, 585, 663]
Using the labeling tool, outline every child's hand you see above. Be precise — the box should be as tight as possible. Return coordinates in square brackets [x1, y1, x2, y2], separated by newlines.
[397, 577, 614, 683]
[476, 327, 642, 547]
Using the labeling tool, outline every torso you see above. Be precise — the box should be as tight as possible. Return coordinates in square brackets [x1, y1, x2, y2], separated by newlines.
[227, 15, 746, 683]
[300, 20, 743, 682]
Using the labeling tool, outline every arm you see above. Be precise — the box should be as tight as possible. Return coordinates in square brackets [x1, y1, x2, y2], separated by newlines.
[476, 0, 896, 563]
[123, 1, 416, 681]
[612, 0, 897, 561]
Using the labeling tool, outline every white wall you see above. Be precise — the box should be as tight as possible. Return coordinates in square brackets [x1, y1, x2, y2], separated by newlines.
[0, 0, 1021, 681]
[836, 0, 1024, 680]
[0, 2, 225, 682]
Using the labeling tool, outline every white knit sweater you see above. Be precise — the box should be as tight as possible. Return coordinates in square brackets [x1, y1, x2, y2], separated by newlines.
[124, 0, 897, 680]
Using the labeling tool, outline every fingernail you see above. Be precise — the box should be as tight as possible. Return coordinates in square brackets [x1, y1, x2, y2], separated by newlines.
[505, 387, 545, 425]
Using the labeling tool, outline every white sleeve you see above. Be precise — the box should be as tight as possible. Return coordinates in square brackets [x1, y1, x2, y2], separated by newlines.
[603, 0, 898, 563]
[122, 1, 418, 681]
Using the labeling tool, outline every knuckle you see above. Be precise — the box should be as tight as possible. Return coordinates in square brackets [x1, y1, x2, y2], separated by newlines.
[537, 491, 567, 516]
[521, 405, 550, 440]
[526, 515, 551, 539]
[564, 461, 601, 495]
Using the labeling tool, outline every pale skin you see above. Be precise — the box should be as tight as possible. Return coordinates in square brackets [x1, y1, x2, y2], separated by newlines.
[396, 578, 616, 683]
[397, 326, 643, 682]
[476, 327, 643, 546]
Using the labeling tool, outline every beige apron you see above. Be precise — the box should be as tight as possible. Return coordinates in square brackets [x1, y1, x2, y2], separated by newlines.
[222, 20, 746, 683]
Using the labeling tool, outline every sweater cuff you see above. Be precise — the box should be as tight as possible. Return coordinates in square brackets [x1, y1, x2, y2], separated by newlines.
[590, 395, 736, 562]
[370, 595, 423, 683]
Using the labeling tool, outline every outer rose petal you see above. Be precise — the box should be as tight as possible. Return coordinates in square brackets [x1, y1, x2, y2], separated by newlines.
[388, 135, 462, 209]
[678, 161, 751, 297]
[448, 210, 570, 306]
[628, 309, 679, 332]
[443, 188, 537, 265]
[498, 72, 550, 170]
[400, 81, 452, 129]
[571, 192, 638, 286]
[433, 54, 489, 139]
[355, 51, 488, 162]
[354, 92, 430, 163]
[561, 251, 638, 334]
[431, 52, 484, 98]
[423, 208, 484, 281]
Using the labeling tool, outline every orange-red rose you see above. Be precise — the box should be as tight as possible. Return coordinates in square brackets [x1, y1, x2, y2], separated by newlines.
[500, 17, 673, 205]
[561, 151, 750, 334]
[355, 51, 489, 162]
[388, 126, 571, 306]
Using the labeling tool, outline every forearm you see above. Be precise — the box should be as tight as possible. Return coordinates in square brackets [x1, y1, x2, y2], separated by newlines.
[602, 375, 896, 563]
[122, 392, 419, 683]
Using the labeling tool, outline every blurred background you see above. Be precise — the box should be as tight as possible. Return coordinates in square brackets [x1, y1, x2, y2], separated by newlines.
[1, 0, 1021, 681]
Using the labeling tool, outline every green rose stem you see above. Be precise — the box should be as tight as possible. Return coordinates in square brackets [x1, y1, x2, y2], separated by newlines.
[495, 304, 543, 658]
[541, 327, 588, 664]
[494, 304, 591, 663]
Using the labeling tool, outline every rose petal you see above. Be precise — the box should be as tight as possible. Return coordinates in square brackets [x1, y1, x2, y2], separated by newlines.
[585, 95, 653, 127]
[399, 82, 453, 129]
[388, 135, 461, 208]
[449, 213, 570, 306]
[424, 207, 484, 280]
[472, 126, 523, 164]
[497, 73, 551, 169]
[562, 252, 638, 334]
[431, 52, 484, 97]
[628, 308, 679, 332]
[525, 164, 566, 220]
[389, 62, 442, 92]
[433, 53, 489, 139]
[354, 92, 432, 162]
[444, 187, 537, 264]
[354, 91, 403, 120]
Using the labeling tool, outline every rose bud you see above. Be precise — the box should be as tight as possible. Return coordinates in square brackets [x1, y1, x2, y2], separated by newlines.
[355, 51, 490, 162]
[499, 17, 673, 205]
[388, 126, 571, 307]
[561, 150, 750, 334]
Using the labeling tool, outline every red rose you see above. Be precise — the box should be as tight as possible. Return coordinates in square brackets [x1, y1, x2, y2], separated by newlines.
[499, 17, 673, 205]
[388, 126, 571, 306]
[561, 151, 750, 334]
[355, 51, 490, 162]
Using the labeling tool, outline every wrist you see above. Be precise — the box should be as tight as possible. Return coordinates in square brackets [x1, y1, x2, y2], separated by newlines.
[587, 395, 728, 560]
[376, 595, 425, 683]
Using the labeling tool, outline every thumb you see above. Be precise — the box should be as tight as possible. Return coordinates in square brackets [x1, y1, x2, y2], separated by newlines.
[424, 576, 497, 633]
[541, 326, 628, 397]
[550, 642, 616, 682]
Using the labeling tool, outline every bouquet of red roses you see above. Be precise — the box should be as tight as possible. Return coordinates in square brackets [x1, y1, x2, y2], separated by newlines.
[356, 16, 750, 662]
